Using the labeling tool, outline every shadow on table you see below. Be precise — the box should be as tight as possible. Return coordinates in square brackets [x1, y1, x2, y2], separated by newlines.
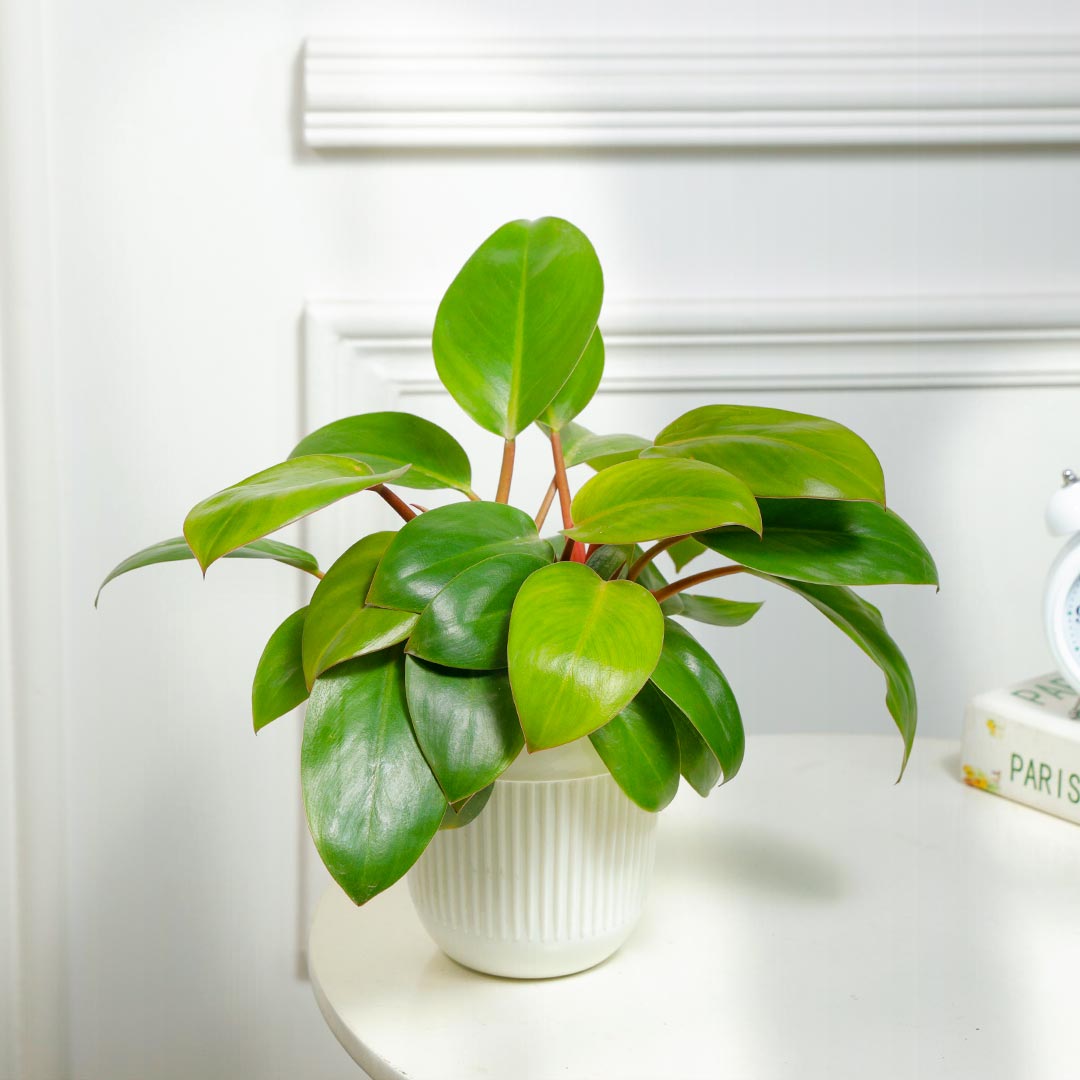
[656, 821, 851, 903]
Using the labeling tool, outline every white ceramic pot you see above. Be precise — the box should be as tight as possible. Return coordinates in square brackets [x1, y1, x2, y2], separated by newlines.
[407, 738, 658, 979]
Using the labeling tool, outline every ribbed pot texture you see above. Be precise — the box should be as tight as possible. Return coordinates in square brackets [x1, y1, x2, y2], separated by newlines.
[408, 739, 658, 978]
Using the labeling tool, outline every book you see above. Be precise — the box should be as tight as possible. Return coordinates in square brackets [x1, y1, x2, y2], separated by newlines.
[962, 672, 1080, 825]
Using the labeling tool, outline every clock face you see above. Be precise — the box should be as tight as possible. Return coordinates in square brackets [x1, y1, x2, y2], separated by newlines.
[1045, 540, 1080, 693]
[1066, 577, 1080, 660]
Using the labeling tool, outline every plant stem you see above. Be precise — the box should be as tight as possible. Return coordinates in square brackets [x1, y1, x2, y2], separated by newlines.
[534, 477, 558, 530]
[464, 488, 482, 502]
[651, 564, 744, 604]
[549, 429, 573, 529]
[371, 484, 417, 523]
[627, 534, 690, 582]
[495, 440, 516, 504]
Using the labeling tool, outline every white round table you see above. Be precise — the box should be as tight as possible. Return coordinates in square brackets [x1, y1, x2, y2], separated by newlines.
[308, 734, 1080, 1080]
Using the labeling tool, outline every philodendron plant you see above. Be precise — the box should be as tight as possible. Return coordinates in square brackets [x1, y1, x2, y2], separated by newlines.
[99, 217, 937, 906]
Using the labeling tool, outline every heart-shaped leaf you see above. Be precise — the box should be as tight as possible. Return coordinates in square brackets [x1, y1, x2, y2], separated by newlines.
[585, 544, 632, 580]
[95, 536, 320, 606]
[368, 502, 552, 613]
[440, 784, 494, 830]
[433, 217, 604, 438]
[589, 683, 679, 812]
[252, 606, 309, 732]
[759, 575, 917, 777]
[551, 420, 650, 470]
[678, 594, 763, 627]
[538, 329, 604, 432]
[404, 658, 524, 803]
[301, 649, 445, 906]
[303, 532, 417, 687]
[407, 553, 549, 670]
[650, 618, 744, 789]
[183, 455, 408, 571]
[651, 405, 885, 503]
[288, 411, 475, 496]
[566, 457, 762, 544]
[699, 499, 938, 586]
[507, 561, 664, 750]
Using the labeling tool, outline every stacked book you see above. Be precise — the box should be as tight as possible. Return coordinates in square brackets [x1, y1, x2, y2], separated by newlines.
[962, 672, 1080, 824]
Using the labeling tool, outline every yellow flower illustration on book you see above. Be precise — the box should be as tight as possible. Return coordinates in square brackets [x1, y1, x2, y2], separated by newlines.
[962, 764, 1000, 793]
[985, 718, 1005, 738]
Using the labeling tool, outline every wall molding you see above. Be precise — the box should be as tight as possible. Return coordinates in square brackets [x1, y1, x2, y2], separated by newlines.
[304, 294, 1080, 409]
[303, 36, 1080, 149]
[0, 0, 70, 1075]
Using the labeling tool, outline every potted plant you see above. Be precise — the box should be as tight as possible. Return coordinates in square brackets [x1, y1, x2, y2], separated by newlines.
[98, 217, 937, 979]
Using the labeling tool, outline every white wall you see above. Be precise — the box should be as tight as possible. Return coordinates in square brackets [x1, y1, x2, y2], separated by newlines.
[4, 0, 1080, 1077]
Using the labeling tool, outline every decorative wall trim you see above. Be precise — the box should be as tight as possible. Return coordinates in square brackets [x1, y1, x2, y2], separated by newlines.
[304, 294, 1080, 411]
[0, 0, 69, 1075]
[303, 36, 1080, 149]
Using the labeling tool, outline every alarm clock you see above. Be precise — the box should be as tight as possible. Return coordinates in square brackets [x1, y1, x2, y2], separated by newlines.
[1045, 468, 1080, 694]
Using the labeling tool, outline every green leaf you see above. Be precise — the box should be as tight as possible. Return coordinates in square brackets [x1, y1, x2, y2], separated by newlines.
[252, 607, 309, 732]
[404, 659, 524, 803]
[678, 594, 763, 627]
[538, 329, 604, 432]
[440, 784, 494, 830]
[303, 532, 417, 687]
[183, 455, 408, 571]
[288, 411, 474, 496]
[662, 697, 722, 795]
[651, 405, 885, 503]
[650, 618, 744, 788]
[301, 649, 445, 906]
[507, 562, 664, 750]
[699, 499, 938, 586]
[566, 457, 762, 544]
[585, 544, 632, 581]
[759, 575, 917, 777]
[667, 536, 707, 573]
[433, 217, 604, 438]
[95, 536, 320, 606]
[368, 502, 552, 613]
[554, 421, 650, 470]
[407, 553, 549, 670]
[589, 683, 680, 812]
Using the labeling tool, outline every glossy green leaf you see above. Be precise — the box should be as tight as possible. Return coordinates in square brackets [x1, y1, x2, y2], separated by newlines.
[760, 575, 917, 777]
[407, 553, 548, 670]
[651, 405, 885, 503]
[405, 658, 524, 803]
[433, 217, 604, 438]
[252, 607, 309, 732]
[538, 329, 604, 432]
[303, 532, 417, 687]
[554, 421, 650, 470]
[95, 536, 320, 606]
[301, 649, 445, 906]
[678, 594, 763, 627]
[183, 455, 408, 571]
[699, 499, 938, 586]
[589, 683, 680, 812]
[288, 411, 474, 495]
[440, 784, 495, 830]
[507, 562, 664, 750]
[585, 544, 632, 581]
[662, 697, 722, 795]
[650, 618, 744, 787]
[667, 537, 707, 573]
[368, 502, 551, 613]
[566, 457, 762, 545]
